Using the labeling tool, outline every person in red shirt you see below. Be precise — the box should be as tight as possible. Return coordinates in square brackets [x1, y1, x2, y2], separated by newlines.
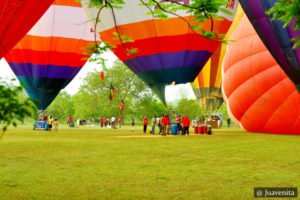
[118, 116, 122, 128]
[100, 116, 104, 128]
[68, 114, 73, 127]
[161, 115, 167, 136]
[104, 119, 109, 127]
[143, 116, 148, 133]
[182, 115, 190, 135]
[166, 115, 171, 134]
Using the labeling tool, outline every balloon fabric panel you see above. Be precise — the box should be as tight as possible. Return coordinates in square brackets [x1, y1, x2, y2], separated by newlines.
[5, 0, 95, 110]
[239, 0, 300, 92]
[0, 0, 54, 59]
[81, 0, 239, 103]
[222, 15, 300, 135]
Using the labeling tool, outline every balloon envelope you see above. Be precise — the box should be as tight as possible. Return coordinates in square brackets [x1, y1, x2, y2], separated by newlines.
[81, 0, 238, 103]
[240, 0, 300, 92]
[0, 0, 53, 59]
[191, 5, 244, 111]
[5, 0, 95, 110]
[222, 15, 300, 135]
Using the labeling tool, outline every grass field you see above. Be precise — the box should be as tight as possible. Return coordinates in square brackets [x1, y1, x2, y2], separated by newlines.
[0, 124, 299, 200]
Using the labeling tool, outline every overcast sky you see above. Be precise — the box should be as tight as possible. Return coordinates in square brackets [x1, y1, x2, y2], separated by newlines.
[0, 52, 196, 102]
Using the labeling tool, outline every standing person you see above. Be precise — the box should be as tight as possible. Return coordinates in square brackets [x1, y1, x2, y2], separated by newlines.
[166, 115, 171, 135]
[104, 119, 109, 127]
[227, 118, 231, 128]
[161, 115, 167, 136]
[157, 116, 162, 134]
[54, 119, 58, 132]
[151, 116, 157, 135]
[143, 116, 148, 133]
[118, 116, 122, 128]
[44, 113, 48, 121]
[182, 115, 191, 135]
[100, 116, 104, 128]
[68, 114, 73, 127]
[131, 119, 135, 132]
[48, 116, 53, 132]
[111, 116, 116, 129]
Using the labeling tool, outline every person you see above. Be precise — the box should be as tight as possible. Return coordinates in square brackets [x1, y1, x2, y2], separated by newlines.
[227, 118, 231, 128]
[166, 115, 171, 135]
[54, 119, 58, 132]
[44, 114, 48, 121]
[77, 118, 80, 126]
[182, 115, 190, 135]
[104, 119, 109, 127]
[157, 116, 161, 134]
[111, 116, 116, 128]
[100, 116, 104, 128]
[118, 116, 122, 128]
[68, 114, 73, 126]
[177, 115, 183, 134]
[143, 116, 148, 133]
[38, 112, 43, 121]
[131, 119, 135, 132]
[161, 115, 167, 136]
[48, 116, 53, 132]
[151, 116, 157, 135]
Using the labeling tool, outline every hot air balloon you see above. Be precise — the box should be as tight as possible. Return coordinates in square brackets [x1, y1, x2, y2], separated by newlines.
[81, 0, 239, 103]
[239, 0, 300, 93]
[190, 45, 224, 111]
[5, 0, 95, 110]
[191, 5, 244, 111]
[0, 0, 53, 59]
[222, 15, 300, 135]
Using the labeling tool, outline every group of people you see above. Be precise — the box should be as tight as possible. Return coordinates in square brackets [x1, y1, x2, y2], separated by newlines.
[140, 114, 191, 136]
[100, 116, 122, 129]
[38, 112, 58, 132]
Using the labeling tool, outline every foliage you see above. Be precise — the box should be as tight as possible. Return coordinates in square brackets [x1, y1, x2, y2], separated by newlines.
[175, 98, 204, 119]
[71, 60, 156, 121]
[47, 91, 75, 123]
[0, 79, 37, 136]
[267, 0, 300, 48]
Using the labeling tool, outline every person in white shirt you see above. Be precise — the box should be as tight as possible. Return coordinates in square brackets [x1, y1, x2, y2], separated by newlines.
[111, 116, 116, 128]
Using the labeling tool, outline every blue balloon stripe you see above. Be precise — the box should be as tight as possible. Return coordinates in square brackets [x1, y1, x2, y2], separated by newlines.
[8, 62, 82, 79]
[124, 50, 211, 75]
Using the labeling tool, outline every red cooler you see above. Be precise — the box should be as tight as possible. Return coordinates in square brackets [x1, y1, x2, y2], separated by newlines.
[194, 126, 198, 134]
[198, 126, 204, 134]
[203, 125, 208, 134]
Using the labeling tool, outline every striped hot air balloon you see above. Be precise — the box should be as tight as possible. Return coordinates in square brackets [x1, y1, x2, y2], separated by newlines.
[0, 0, 53, 59]
[5, 0, 95, 110]
[191, 5, 244, 111]
[81, 0, 239, 103]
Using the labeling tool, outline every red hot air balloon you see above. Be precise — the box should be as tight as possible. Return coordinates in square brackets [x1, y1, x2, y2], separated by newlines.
[0, 0, 54, 59]
[222, 15, 300, 135]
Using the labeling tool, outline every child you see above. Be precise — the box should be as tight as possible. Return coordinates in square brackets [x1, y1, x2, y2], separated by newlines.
[54, 119, 58, 132]
[131, 119, 135, 132]
[48, 117, 53, 132]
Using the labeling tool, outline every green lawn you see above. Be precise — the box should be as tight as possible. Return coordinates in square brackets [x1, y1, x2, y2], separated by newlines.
[0, 124, 299, 200]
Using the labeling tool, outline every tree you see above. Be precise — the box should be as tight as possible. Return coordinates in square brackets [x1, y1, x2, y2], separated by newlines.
[72, 60, 159, 122]
[175, 98, 204, 120]
[47, 91, 75, 123]
[0, 79, 37, 138]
